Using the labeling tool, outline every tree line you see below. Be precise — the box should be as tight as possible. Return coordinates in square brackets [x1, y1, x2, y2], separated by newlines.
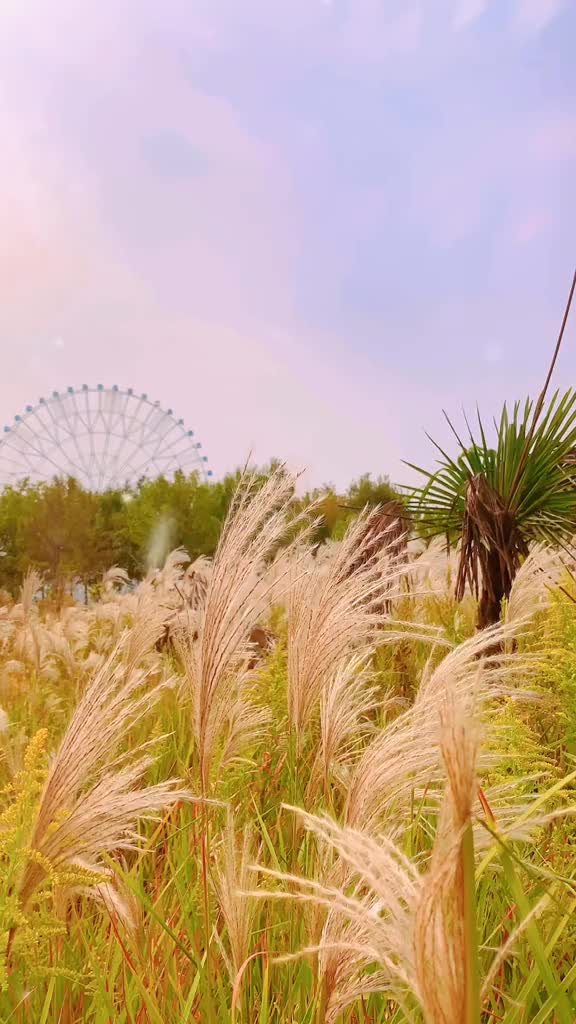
[0, 469, 398, 598]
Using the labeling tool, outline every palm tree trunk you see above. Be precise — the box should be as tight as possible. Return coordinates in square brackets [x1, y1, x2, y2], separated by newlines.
[477, 546, 508, 629]
[457, 475, 525, 631]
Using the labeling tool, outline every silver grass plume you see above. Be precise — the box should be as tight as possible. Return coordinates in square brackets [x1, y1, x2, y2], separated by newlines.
[17, 632, 189, 913]
[213, 809, 260, 991]
[250, 686, 498, 1022]
[286, 506, 415, 753]
[180, 465, 309, 793]
[505, 541, 573, 625]
[317, 654, 377, 797]
[345, 622, 529, 833]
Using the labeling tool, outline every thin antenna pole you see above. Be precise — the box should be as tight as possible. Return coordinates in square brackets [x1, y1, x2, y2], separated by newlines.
[507, 268, 576, 508]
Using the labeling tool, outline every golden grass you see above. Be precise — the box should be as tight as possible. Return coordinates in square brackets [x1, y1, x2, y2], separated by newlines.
[0, 472, 574, 1021]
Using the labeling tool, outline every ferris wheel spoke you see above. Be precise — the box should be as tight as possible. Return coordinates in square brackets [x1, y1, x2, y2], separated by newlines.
[106, 390, 132, 436]
[136, 419, 184, 465]
[1, 441, 39, 478]
[69, 391, 92, 436]
[42, 396, 70, 445]
[25, 408, 60, 451]
[141, 402, 183, 448]
[39, 397, 94, 481]
[99, 441, 131, 489]
[107, 438, 156, 485]
[37, 400, 72, 450]
[133, 412, 169, 450]
[2, 431, 80, 483]
[99, 447, 135, 489]
[135, 447, 203, 480]
[57, 401, 94, 481]
[126, 398, 159, 445]
[95, 410, 117, 489]
[82, 389, 96, 436]
[4, 418, 58, 468]
[103, 405, 127, 443]
[33, 407, 87, 483]
[157, 431, 200, 459]
[119, 437, 192, 481]
[83, 395, 100, 483]
[33, 410, 92, 482]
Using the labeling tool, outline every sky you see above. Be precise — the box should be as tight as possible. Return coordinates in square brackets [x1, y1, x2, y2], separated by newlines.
[0, 0, 575, 490]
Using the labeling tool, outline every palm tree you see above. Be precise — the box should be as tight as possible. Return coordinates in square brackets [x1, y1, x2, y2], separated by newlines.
[408, 272, 576, 630]
[407, 390, 576, 627]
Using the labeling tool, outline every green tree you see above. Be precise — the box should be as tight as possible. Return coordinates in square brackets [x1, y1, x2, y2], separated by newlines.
[19, 479, 101, 600]
[123, 471, 234, 573]
[292, 474, 401, 545]
[346, 473, 398, 508]
[0, 484, 32, 592]
[0, 479, 129, 598]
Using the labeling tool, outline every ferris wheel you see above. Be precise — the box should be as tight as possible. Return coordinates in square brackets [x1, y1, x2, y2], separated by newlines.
[0, 385, 212, 491]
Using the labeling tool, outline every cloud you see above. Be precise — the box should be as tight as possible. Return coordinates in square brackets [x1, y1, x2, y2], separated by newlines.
[405, 101, 576, 250]
[513, 211, 552, 244]
[481, 342, 504, 364]
[332, 6, 424, 62]
[513, 0, 567, 33]
[0, 30, 301, 326]
[527, 111, 576, 163]
[451, 0, 492, 31]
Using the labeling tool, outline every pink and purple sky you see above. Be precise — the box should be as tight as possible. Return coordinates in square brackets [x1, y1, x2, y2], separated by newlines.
[1, 0, 575, 488]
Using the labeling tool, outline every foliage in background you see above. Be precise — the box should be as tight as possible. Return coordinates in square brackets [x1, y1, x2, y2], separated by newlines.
[0, 469, 398, 597]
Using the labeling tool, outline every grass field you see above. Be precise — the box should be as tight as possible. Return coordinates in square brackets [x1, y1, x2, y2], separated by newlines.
[1, 469, 575, 1023]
